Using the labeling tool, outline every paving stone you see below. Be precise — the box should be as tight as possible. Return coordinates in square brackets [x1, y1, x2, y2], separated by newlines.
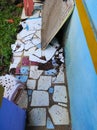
[49, 105, 69, 125]
[27, 79, 36, 90]
[16, 90, 28, 109]
[53, 85, 67, 103]
[29, 108, 46, 126]
[22, 57, 30, 66]
[20, 66, 29, 75]
[53, 71, 65, 84]
[29, 66, 43, 79]
[38, 76, 51, 90]
[46, 117, 55, 129]
[31, 90, 49, 106]
[16, 75, 28, 83]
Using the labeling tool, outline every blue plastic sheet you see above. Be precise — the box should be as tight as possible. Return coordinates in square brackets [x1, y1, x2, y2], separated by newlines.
[0, 98, 26, 130]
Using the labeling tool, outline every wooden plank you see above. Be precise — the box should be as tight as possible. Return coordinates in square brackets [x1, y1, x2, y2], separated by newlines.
[41, 0, 74, 49]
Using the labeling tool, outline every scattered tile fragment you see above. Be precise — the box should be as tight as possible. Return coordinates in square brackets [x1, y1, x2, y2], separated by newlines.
[20, 66, 29, 75]
[27, 79, 36, 89]
[58, 103, 67, 107]
[38, 76, 51, 90]
[29, 108, 46, 126]
[53, 85, 67, 103]
[49, 105, 69, 125]
[29, 66, 43, 79]
[46, 117, 54, 129]
[31, 90, 49, 106]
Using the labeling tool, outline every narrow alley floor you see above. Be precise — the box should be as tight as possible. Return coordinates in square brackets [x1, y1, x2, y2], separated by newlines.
[0, 1, 72, 130]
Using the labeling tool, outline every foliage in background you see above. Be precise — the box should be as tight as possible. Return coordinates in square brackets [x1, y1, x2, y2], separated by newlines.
[0, 0, 22, 75]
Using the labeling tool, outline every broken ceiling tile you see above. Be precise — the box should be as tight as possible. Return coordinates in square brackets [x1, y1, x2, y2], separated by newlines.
[35, 30, 41, 39]
[17, 30, 35, 40]
[20, 66, 29, 75]
[24, 40, 34, 50]
[32, 38, 41, 46]
[22, 57, 30, 66]
[29, 66, 43, 79]
[25, 18, 42, 30]
[16, 90, 28, 109]
[10, 57, 21, 69]
[44, 69, 57, 76]
[27, 79, 36, 90]
[38, 76, 51, 90]
[33, 48, 42, 57]
[49, 105, 69, 125]
[42, 45, 57, 61]
[31, 90, 49, 106]
[29, 108, 46, 126]
[48, 87, 54, 94]
[29, 55, 46, 63]
[53, 71, 65, 84]
[31, 10, 40, 18]
[13, 51, 23, 57]
[53, 85, 67, 103]
[16, 75, 28, 83]
[46, 117, 55, 129]
[23, 47, 36, 56]
[58, 103, 67, 107]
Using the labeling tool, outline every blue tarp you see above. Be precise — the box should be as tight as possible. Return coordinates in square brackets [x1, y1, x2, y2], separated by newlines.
[0, 98, 26, 130]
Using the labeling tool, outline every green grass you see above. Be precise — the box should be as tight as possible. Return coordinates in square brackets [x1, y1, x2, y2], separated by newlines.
[0, 1, 22, 75]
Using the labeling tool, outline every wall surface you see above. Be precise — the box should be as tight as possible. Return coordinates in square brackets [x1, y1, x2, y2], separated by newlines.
[64, 1, 97, 130]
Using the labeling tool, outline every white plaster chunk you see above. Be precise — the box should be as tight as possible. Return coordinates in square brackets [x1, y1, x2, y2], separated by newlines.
[29, 66, 43, 79]
[31, 90, 49, 106]
[17, 30, 35, 40]
[53, 85, 67, 103]
[53, 71, 65, 83]
[49, 105, 69, 125]
[38, 76, 51, 90]
[29, 55, 46, 63]
[58, 103, 67, 107]
[29, 108, 46, 126]
[35, 30, 41, 39]
[24, 40, 34, 50]
[10, 57, 21, 69]
[42, 45, 57, 61]
[27, 79, 36, 90]
[13, 51, 23, 57]
[32, 38, 41, 45]
[33, 48, 42, 58]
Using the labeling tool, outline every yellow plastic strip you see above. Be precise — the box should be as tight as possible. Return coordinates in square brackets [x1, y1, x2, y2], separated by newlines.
[76, 0, 97, 73]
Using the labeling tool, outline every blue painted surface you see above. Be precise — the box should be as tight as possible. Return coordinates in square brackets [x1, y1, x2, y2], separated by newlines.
[0, 98, 26, 130]
[44, 69, 57, 76]
[16, 75, 28, 83]
[20, 66, 29, 75]
[48, 87, 54, 94]
[83, 0, 97, 39]
[46, 117, 55, 129]
[65, 6, 97, 130]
